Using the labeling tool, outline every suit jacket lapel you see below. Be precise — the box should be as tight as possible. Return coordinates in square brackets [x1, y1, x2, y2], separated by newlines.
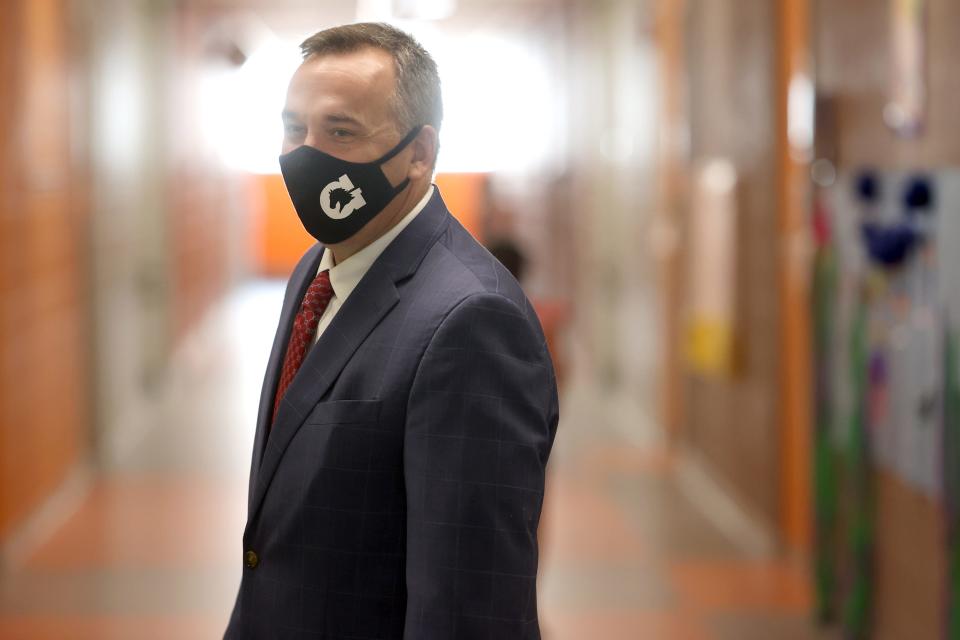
[246, 187, 451, 526]
[247, 244, 324, 504]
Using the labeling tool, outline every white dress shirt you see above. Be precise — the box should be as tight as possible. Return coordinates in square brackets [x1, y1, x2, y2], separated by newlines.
[311, 185, 434, 345]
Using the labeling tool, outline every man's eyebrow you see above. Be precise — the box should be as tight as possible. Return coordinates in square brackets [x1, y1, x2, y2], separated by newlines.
[323, 112, 364, 127]
[281, 110, 302, 122]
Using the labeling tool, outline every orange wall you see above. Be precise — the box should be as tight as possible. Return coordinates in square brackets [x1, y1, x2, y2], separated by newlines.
[0, 0, 89, 543]
[249, 173, 314, 277]
[654, 0, 687, 444]
[433, 173, 484, 240]
[776, 0, 813, 553]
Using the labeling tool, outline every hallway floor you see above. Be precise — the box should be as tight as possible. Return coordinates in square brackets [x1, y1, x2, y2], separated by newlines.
[0, 281, 829, 639]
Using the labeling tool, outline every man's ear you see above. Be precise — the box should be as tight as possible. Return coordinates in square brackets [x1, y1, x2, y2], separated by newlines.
[407, 125, 438, 180]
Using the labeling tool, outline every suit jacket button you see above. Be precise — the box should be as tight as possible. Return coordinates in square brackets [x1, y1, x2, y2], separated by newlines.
[244, 550, 259, 569]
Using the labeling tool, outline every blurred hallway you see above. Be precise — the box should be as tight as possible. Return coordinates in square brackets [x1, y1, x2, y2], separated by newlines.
[539, 388, 819, 640]
[0, 282, 821, 639]
[3, 0, 960, 637]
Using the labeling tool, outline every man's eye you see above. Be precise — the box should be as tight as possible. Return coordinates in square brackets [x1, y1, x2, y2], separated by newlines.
[331, 129, 353, 139]
[284, 124, 306, 137]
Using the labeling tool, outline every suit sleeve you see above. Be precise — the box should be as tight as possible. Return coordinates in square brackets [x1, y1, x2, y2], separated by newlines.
[403, 292, 558, 639]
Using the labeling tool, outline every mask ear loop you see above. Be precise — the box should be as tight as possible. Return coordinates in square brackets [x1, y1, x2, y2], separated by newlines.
[376, 125, 425, 164]
[377, 126, 425, 197]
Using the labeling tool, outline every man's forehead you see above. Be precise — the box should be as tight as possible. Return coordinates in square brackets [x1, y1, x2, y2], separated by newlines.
[284, 48, 397, 126]
[289, 49, 394, 98]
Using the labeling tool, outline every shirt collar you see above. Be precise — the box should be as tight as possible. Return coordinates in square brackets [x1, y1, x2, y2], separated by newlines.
[317, 184, 434, 303]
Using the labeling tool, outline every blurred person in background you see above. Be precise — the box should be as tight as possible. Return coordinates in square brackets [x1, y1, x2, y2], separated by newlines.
[225, 22, 559, 639]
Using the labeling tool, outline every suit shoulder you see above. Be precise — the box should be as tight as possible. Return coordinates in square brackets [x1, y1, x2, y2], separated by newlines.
[406, 220, 549, 360]
[288, 243, 323, 284]
[295, 242, 323, 271]
[424, 218, 530, 310]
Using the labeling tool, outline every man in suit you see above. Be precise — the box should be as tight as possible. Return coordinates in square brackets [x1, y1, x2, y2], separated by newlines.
[225, 22, 559, 639]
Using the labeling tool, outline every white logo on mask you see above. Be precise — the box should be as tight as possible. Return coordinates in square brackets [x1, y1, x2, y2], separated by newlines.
[320, 174, 367, 220]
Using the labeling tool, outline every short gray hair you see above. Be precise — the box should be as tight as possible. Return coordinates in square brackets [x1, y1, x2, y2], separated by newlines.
[300, 22, 443, 137]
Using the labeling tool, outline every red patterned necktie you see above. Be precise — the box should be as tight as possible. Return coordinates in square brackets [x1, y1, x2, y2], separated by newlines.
[271, 269, 333, 431]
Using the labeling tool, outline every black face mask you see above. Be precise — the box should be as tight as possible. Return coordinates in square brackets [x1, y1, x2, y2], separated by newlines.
[279, 126, 422, 245]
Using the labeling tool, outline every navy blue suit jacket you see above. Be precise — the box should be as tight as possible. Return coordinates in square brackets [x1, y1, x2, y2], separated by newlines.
[225, 188, 559, 639]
